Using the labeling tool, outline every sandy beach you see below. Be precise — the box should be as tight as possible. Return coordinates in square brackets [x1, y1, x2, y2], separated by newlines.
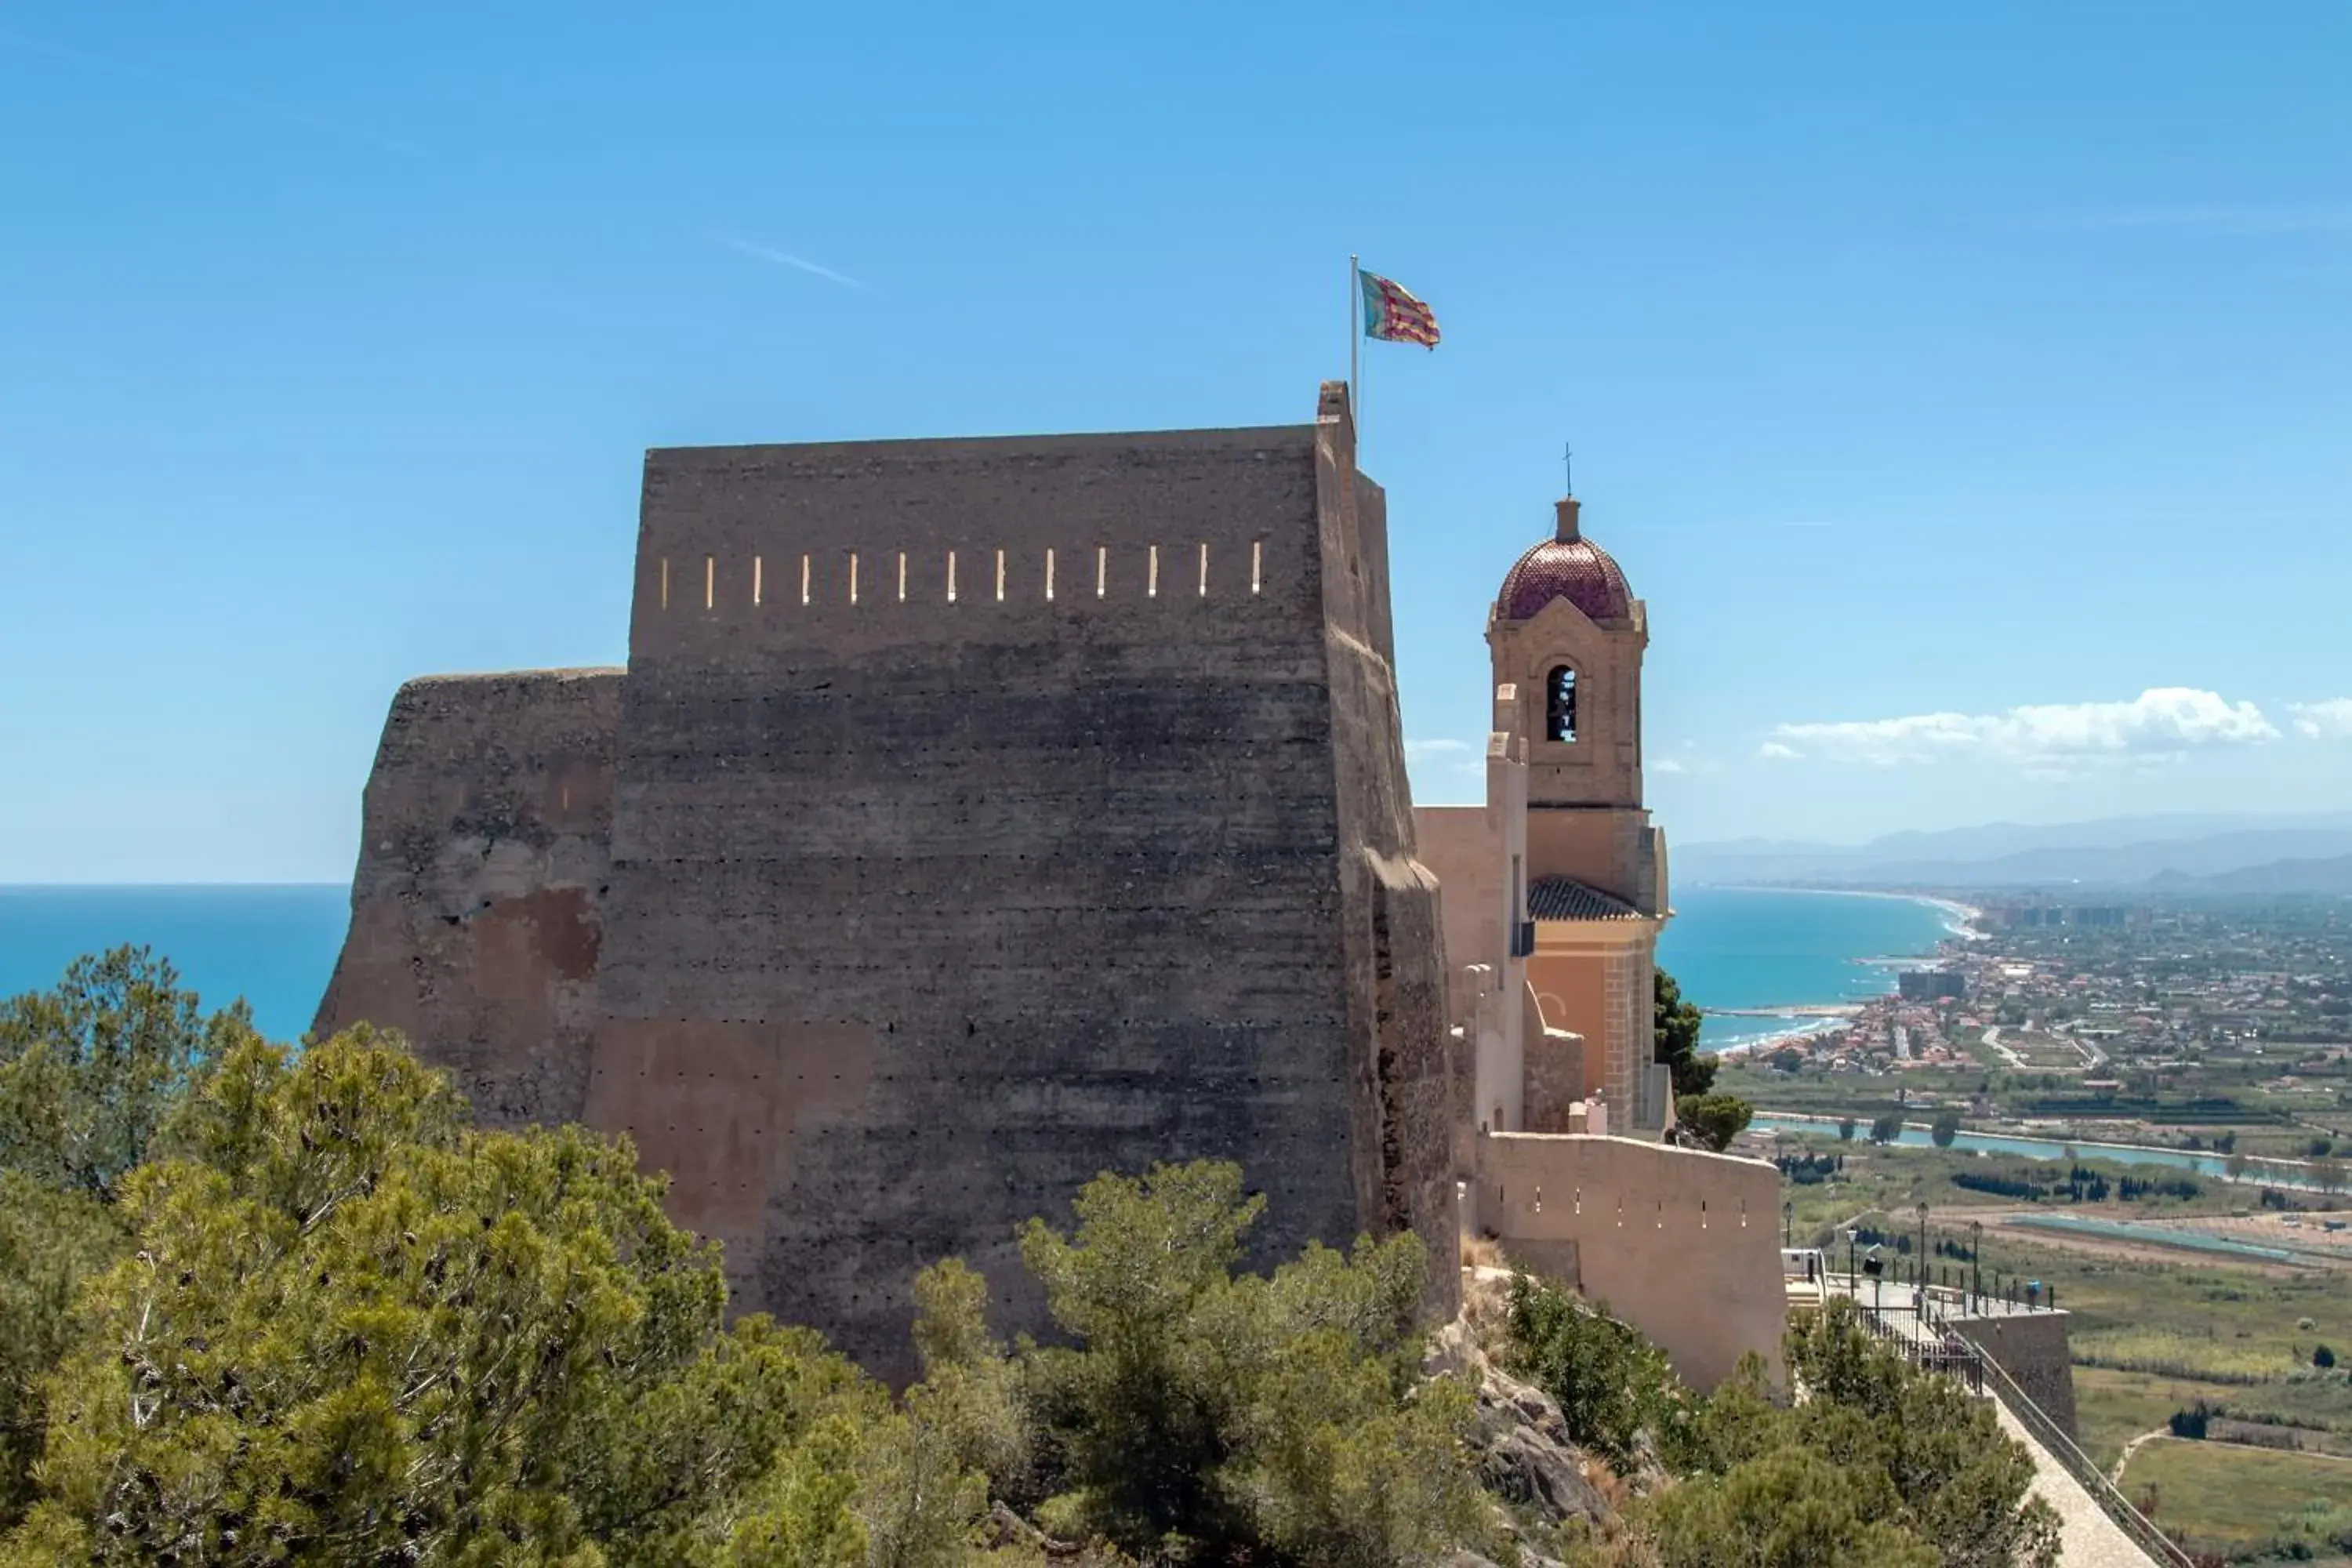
[1690, 887, 1977, 1058]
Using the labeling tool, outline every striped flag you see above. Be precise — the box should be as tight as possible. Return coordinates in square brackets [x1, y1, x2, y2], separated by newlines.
[1359, 268, 1440, 348]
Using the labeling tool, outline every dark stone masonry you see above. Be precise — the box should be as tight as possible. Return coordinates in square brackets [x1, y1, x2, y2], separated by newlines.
[315, 383, 1461, 1377]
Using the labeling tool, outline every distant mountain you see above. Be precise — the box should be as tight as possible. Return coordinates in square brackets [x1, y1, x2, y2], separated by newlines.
[2158, 853, 2352, 895]
[1678, 813, 2352, 889]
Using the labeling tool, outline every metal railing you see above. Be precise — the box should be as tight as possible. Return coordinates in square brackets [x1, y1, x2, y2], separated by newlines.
[1841, 1287, 2193, 1567]
[1965, 1337, 2197, 1568]
[1846, 1294, 1987, 1393]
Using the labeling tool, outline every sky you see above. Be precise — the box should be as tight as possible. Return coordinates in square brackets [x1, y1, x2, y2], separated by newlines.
[2, 2, 2347, 881]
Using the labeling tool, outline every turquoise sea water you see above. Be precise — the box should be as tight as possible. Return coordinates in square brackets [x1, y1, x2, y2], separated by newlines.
[0, 883, 1955, 1054]
[1657, 885, 1961, 1051]
[0, 885, 350, 1042]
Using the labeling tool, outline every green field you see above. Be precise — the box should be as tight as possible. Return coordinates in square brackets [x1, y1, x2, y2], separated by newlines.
[2074, 1367, 2211, 1472]
[1771, 1134, 2352, 1498]
[2118, 1437, 2352, 1562]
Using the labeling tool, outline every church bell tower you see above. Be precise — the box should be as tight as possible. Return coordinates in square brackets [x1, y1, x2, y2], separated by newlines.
[1488, 491, 1671, 1127]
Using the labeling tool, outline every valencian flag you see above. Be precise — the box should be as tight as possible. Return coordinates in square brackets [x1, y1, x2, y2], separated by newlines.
[1359, 267, 1441, 348]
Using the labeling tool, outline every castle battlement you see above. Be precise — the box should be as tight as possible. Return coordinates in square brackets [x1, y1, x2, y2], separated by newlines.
[626, 428, 1343, 662]
[315, 386, 1461, 1381]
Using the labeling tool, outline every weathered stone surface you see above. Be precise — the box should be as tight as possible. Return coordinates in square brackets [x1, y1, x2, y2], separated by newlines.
[316, 387, 1459, 1380]
[314, 669, 620, 1128]
[1955, 1308, 2082, 1442]
[1428, 1310, 1611, 1560]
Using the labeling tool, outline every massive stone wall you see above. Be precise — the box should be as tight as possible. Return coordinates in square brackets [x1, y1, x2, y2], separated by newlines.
[590, 390, 1454, 1373]
[1952, 1309, 2080, 1442]
[318, 387, 1460, 1379]
[1478, 1132, 1787, 1391]
[314, 669, 620, 1127]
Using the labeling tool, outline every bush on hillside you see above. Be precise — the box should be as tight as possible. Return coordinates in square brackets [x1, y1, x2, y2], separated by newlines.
[1501, 1275, 1697, 1472]
[1542, 1300, 2061, 1568]
[1, 951, 1500, 1568]
[1674, 1094, 1752, 1153]
[1018, 1161, 1492, 1566]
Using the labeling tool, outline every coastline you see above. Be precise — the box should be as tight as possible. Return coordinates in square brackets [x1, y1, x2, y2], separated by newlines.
[1697, 883, 1984, 942]
[1690, 884, 1976, 1058]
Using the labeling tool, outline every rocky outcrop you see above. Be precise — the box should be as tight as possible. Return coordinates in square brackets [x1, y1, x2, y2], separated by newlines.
[1428, 1310, 1617, 1563]
[1469, 1367, 1610, 1527]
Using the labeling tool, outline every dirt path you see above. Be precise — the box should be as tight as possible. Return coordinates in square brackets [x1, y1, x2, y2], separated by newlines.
[2110, 1425, 2169, 1483]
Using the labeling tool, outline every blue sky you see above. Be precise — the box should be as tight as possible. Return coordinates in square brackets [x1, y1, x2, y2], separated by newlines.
[3, 2, 2347, 881]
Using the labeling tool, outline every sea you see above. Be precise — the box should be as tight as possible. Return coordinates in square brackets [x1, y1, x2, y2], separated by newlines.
[1657, 885, 1966, 1053]
[0, 883, 1964, 1054]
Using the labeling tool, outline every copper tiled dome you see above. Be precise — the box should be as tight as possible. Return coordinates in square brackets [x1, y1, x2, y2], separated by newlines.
[1497, 499, 1632, 623]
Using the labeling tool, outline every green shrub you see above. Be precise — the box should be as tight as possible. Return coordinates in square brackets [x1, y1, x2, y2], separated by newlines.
[1016, 1160, 1490, 1567]
[1563, 1301, 2061, 1568]
[1675, 1094, 1754, 1153]
[1502, 1274, 1697, 1470]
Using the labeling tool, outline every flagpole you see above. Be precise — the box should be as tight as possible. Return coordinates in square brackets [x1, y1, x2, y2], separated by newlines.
[1348, 252, 1363, 448]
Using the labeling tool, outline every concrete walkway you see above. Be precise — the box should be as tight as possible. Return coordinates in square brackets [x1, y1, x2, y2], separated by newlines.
[1987, 1396, 2159, 1568]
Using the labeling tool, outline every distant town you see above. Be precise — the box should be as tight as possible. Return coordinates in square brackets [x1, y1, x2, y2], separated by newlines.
[1721, 893, 2352, 1182]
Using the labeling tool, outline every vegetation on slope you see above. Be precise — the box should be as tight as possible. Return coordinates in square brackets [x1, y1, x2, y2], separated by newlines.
[1501, 1278, 2062, 1568]
[2, 950, 2067, 1568]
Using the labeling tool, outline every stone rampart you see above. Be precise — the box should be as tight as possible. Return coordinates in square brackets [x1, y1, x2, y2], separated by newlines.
[1478, 1132, 1787, 1390]
[316, 387, 1458, 1380]
[314, 669, 620, 1127]
[590, 397, 1454, 1370]
[1953, 1308, 2080, 1442]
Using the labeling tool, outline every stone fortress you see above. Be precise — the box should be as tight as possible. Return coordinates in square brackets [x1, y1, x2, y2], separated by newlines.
[315, 381, 1785, 1389]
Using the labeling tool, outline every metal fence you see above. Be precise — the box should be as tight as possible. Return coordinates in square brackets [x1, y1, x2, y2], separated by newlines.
[1965, 1338, 2198, 1568]
[1849, 1296, 1986, 1393]
[1842, 1289, 2197, 1567]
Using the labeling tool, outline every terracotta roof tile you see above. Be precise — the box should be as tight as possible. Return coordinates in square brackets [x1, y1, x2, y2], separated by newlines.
[1497, 537, 1632, 623]
[1527, 877, 1642, 921]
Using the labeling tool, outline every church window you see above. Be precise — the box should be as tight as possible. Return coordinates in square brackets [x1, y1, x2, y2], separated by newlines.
[1546, 665, 1577, 742]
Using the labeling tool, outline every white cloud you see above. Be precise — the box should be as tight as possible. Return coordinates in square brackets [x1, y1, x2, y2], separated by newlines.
[1766, 688, 2278, 768]
[1652, 757, 1686, 774]
[1758, 742, 1803, 761]
[710, 231, 868, 289]
[2290, 699, 2352, 739]
[1405, 737, 1484, 779]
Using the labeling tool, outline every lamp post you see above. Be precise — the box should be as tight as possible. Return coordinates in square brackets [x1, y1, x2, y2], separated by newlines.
[1969, 1219, 1984, 1312]
[1784, 1200, 1793, 1247]
[1916, 1201, 1930, 1316]
[1845, 1227, 1859, 1292]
